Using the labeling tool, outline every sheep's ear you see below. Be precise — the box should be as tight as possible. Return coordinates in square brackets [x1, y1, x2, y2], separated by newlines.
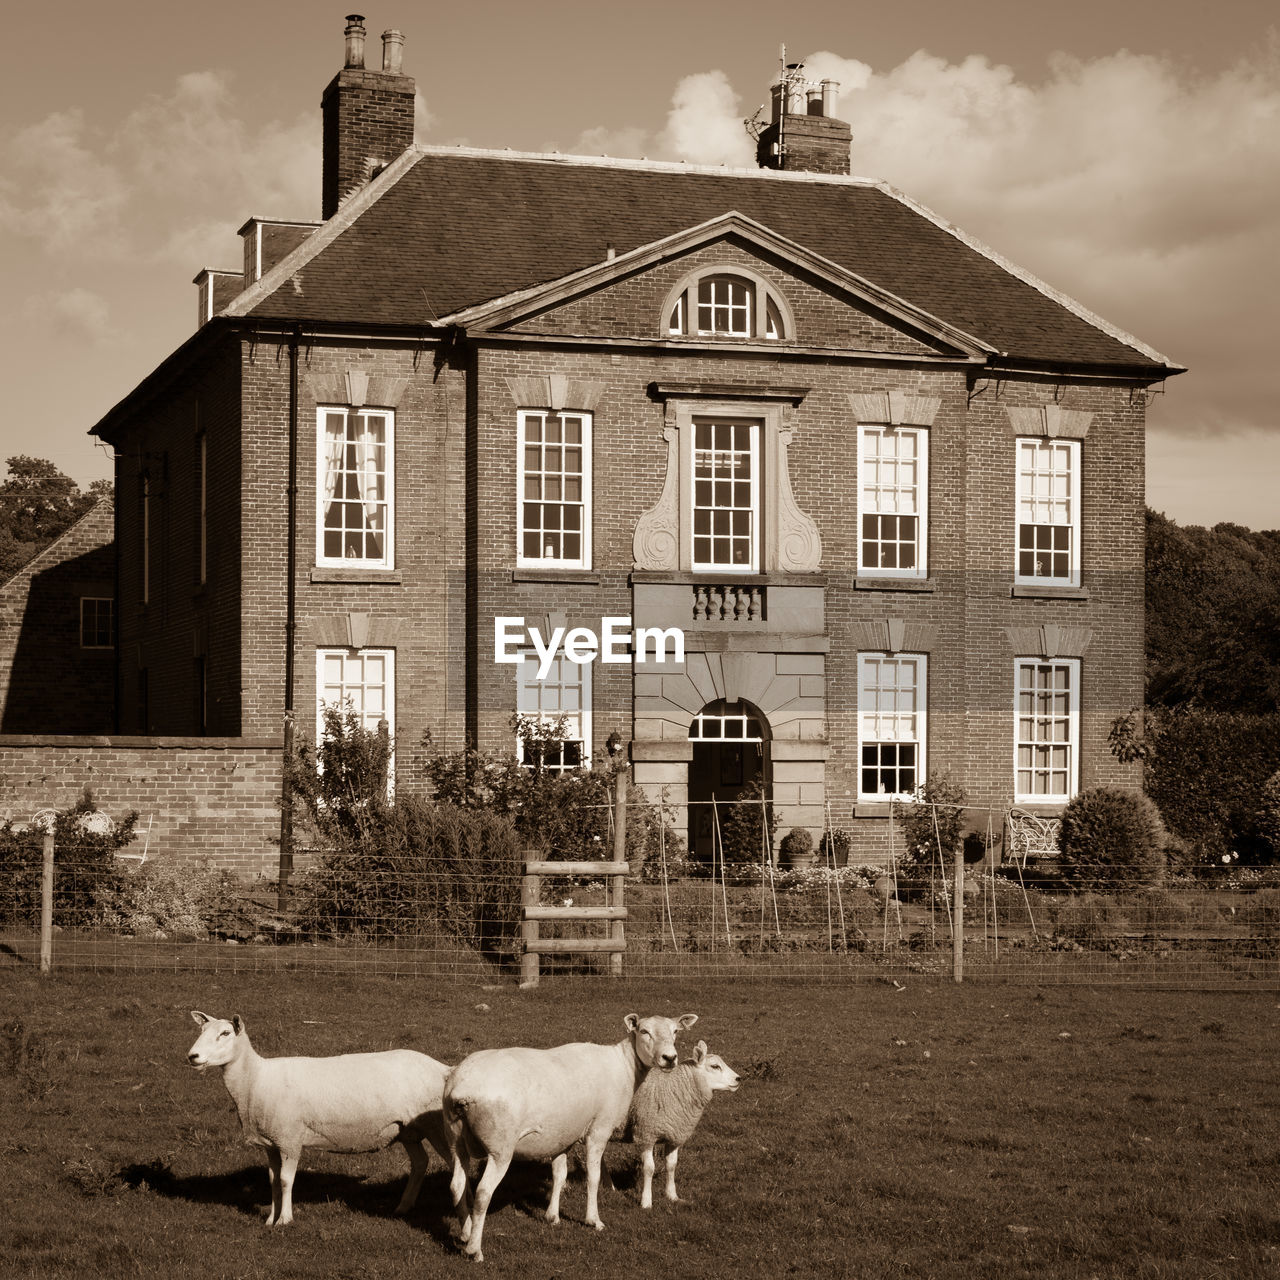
[624, 1013, 639, 1033]
[232, 1015, 245, 1035]
[694, 1041, 707, 1062]
[677, 1013, 698, 1030]
[191, 1010, 210, 1026]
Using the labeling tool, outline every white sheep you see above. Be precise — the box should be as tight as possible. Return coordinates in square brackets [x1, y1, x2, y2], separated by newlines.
[627, 1040, 740, 1209]
[443, 1011, 697, 1262]
[186, 1010, 450, 1226]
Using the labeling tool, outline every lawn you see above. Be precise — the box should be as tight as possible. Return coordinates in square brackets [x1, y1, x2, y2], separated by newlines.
[2, 971, 1279, 1279]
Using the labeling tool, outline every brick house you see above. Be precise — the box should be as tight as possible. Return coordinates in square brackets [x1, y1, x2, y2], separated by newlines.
[90, 18, 1183, 865]
[0, 499, 115, 735]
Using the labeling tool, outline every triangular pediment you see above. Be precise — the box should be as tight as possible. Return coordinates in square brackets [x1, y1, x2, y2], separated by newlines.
[437, 212, 993, 360]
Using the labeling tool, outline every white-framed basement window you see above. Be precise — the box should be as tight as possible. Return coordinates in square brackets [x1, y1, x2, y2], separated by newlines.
[1014, 658, 1079, 803]
[317, 407, 394, 568]
[517, 410, 592, 568]
[80, 597, 113, 649]
[691, 418, 759, 572]
[858, 425, 928, 577]
[1015, 438, 1079, 586]
[858, 653, 926, 801]
[516, 651, 591, 772]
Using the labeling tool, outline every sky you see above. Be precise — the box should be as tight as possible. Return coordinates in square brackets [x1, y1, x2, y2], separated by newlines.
[1, 0, 1277, 530]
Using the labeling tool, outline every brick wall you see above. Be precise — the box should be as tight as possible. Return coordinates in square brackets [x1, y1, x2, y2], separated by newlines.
[0, 736, 283, 877]
[0, 500, 115, 734]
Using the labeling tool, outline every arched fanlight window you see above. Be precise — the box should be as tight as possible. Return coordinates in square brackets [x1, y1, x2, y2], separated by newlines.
[664, 269, 792, 341]
[689, 699, 767, 742]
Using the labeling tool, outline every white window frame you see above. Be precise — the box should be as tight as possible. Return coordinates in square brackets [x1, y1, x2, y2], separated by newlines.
[316, 406, 395, 569]
[690, 417, 760, 573]
[515, 651, 591, 772]
[516, 409, 592, 569]
[1014, 657, 1080, 804]
[80, 597, 113, 649]
[316, 646, 396, 752]
[663, 268, 792, 341]
[858, 425, 928, 579]
[1015, 437, 1080, 587]
[857, 653, 926, 802]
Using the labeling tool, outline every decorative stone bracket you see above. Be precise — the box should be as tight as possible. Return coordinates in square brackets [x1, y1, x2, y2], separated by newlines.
[304, 369, 408, 408]
[503, 375, 605, 413]
[850, 619, 940, 653]
[1005, 623, 1093, 659]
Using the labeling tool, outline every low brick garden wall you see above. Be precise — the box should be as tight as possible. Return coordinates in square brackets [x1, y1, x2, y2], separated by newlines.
[0, 736, 283, 878]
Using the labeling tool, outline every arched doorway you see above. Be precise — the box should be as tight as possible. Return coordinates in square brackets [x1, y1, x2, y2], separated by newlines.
[687, 699, 770, 863]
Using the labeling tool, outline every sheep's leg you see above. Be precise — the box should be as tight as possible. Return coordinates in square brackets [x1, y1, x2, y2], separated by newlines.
[639, 1143, 656, 1210]
[663, 1146, 681, 1203]
[396, 1139, 429, 1215]
[545, 1153, 568, 1224]
[264, 1148, 283, 1226]
[582, 1135, 608, 1231]
[275, 1150, 299, 1226]
[464, 1149, 512, 1263]
[449, 1150, 474, 1243]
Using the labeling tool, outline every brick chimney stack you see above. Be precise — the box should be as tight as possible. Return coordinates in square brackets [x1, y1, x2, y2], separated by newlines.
[755, 66, 851, 176]
[321, 15, 416, 219]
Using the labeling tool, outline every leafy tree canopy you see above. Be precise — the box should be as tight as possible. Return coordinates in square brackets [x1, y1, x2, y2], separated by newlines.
[0, 456, 107, 582]
[1146, 508, 1280, 713]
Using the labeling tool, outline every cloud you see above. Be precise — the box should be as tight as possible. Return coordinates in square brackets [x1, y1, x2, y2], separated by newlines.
[578, 43, 1279, 441]
[24, 287, 115, 342]
[2, 71, 318, 268]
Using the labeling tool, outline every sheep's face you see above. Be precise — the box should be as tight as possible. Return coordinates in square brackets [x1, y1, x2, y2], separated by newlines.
[187, 1010, 240, 1071]
[692, 1042, 741, 1093]
[625, 1012, 698, 1071]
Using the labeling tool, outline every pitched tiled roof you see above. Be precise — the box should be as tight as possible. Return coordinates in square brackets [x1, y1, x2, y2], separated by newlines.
[240, 148, 1178, 371]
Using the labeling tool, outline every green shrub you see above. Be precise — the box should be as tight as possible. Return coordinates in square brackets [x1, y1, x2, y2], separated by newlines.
[299, 800, 523, 956]
[287, 704, 392, 845]
[1126, 889, 1192, 931]
[718, 777, 778, 865]
[819, 828, 852, 867]
[1051, 892, 1122, 939]
[97, 859, 239, 938]
[1239, 888, 1280, 938]
[421, 722, 687, 878]
[1260, 769, 1280, 860]
[0, 791, 137, 927]
[1058, 786, 1167, 893]
[779, 827, 814, 866]
[898, 774, 967, 873]
[1114, 708, 1280, 865]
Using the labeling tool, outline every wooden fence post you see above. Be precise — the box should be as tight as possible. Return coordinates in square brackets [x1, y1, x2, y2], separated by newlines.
[40, 830, 54, 977]
[610, 767, 627, 977]
[521, 866, 541, 988]
[953, 842, 964, 984]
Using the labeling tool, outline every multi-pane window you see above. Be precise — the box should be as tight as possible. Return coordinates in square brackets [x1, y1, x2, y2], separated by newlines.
[317, 408, 393, 567]
[1015, 659, 1079, 801]
[859, 426, 927, 576]
[689, 705, 764, 742]
[858, 654, 925, 799]
[517, 411, 591, 567]
[666, 272, 787, 340]
[1016, 438, 1079, 584]
[80, 597, 113, 649]
[516, 652, 590, 771]
[697, 276, 751, 335]
[692, 419, 758, 571]
[317, 648, 394, 737]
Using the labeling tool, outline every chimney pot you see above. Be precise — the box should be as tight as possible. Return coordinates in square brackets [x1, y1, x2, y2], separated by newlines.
[806, 86, 824, 116]
[344, 14, 366, 69]
[382, 29, 405, 74]
[821, 79, 839, 117]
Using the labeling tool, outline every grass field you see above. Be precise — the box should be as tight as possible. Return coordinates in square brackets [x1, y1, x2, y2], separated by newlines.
[3, 971, 1279, 1279]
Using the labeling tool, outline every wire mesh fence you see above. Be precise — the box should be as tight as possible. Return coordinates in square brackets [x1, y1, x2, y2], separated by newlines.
[3, 810, 1279, 987]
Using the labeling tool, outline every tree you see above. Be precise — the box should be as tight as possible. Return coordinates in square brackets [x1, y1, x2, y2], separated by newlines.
[0, 456, 104, 581]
